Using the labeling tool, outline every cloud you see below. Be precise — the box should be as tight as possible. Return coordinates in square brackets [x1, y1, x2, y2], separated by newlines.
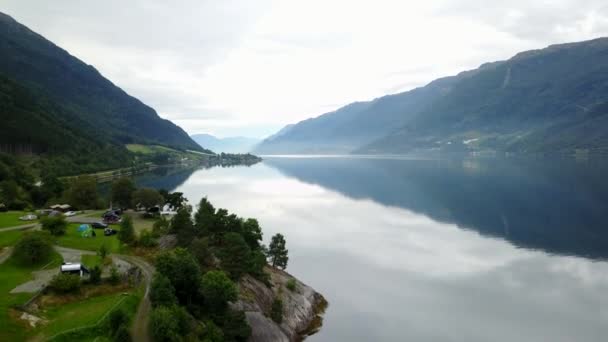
[3, 1, 608, 137]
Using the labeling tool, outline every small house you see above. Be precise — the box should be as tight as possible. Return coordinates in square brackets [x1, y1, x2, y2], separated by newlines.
[60, 263, 90, 277]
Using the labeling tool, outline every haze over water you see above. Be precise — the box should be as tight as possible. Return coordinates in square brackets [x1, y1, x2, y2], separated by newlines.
[138, 156, 608, 341]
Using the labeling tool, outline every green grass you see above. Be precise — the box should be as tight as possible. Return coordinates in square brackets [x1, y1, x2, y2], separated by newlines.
[55, 224, 121, 253]
[0, 251, 63, 341]
[81, 254, 102, 269]
[46, 289, 143, 342]
[0, 229, 27, 247]
[0, 211, 37, 229]
[40, 293, 127, 338]
[126, 144, 178, 154]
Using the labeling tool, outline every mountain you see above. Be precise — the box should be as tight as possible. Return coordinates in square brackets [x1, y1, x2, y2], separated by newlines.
[190, 134, 260, 153]
[0, 12, 201, 156]
[255, 38, 608, 155]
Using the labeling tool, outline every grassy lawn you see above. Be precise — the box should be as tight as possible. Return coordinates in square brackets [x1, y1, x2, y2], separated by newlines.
[124, 212, 157, 235]
[126, 144, 178, 154]
[0, 211, 37, 229]
[0, 251, 63, 341]
[81, 254, 102, 269]
[0, 229, 27, 247]
[39, 292, 127, 338]
[55, 224, 121, 253]
[42, 289, 143, 341]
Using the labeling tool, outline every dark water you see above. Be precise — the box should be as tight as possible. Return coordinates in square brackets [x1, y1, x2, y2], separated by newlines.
[136, 156, 608, 342]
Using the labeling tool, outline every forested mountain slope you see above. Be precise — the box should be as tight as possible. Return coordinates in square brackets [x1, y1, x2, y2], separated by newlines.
[255, 38, 608, 155]
[0, 12, 201, 154]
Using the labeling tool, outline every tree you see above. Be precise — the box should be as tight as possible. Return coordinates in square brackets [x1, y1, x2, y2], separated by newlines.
[132, 188, 163, 211]
[190, 237, 213, 270]
[150, 306, 190, 342]
[241, 218, 263, 250]
[218, 233, 251, 280]
[155, 248, 202, 305]
[41, 215, 68, 236]
[171, 207, 196, 246]
[194, 197, 215, 234]
[150, 274, 178, 308]
[200, 271, 237, 313]
[165, 191, 187, 210]
[111, 177, 136, 209]
[89, 266, 102, 284]
[12, 231, 53, 265]
[98, 243, 109, 260]
[66, 176, 99, 209]
[118, 216, 135, 245]
[221, 309, 251, 342]
[268, 234, 289, 269]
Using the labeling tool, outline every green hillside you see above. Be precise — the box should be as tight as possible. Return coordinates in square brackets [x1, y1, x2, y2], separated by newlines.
[0, 12, 202, 156]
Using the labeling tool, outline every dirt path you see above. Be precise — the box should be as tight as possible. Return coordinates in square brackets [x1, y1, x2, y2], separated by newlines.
[0, 223, 38, 232]
[114, 254, 155, 342]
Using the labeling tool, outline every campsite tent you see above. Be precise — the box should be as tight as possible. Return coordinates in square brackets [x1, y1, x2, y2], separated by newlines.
[77, 224, 93, 238]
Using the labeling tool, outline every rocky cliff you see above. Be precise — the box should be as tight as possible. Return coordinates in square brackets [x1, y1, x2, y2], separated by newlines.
[232, 267, 327, 341]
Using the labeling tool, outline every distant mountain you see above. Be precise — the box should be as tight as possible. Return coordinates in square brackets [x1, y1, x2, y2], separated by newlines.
[255, 38, 608, 155]
[0, 12, 201, 155]
[191, 134, 260, 153]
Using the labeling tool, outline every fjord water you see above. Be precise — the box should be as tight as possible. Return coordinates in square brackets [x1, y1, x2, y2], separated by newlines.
[140, 156, 608, 341]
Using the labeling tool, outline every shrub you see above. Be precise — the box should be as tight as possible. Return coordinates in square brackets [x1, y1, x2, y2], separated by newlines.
[108, 308, 129, 335]
[12, 231, 53, 265]
[113, 324, 132, 342]
[286, 278, 296, 292]
[41, 215, 68, 236]
[270, 298, 283, 324]
[98, 243, 109, 260]
[200, 271, 237, 313]
[139, 229, 157, 248]
[150, 274, 177, 308]
[222, 309, 251, 341]
[50, 273, 81, 293]
[109, 266, 120, 285]
[89, 266, 102, 284]
[152, 218, 170, 237]
[118, 216, 135, 245]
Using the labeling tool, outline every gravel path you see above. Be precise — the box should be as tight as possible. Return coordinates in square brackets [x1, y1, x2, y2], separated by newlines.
[0, 247, 12, 264]
[0, 223, 38, 232]
[114, 254, 155, 342]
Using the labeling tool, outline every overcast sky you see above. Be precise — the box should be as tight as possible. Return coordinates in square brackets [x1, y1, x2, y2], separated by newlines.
[3, 1, 608, 138]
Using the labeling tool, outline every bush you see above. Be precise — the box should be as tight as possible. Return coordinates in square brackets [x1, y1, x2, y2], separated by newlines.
[222, 309, 251, 341]
[50, 273, 81, 293]
[89, 266, 102, 284]
[108, 308, 129, 335]
[270, 298, 283, 324]
[113, 324, 132, 342]
[286, 278, 296, 292]
[41, 215, 68, 236]
[150, 274, 177, 308]
[152, 218, 170, 237]
[200, 271, 237, 313]
[118, 216, 135, 245]
[12, 231, 53, 265]
[139, 229, 157, 248]
[109, 266, 120, 285]
[98, 243, 109, 260]
[150, 306, 190, 342]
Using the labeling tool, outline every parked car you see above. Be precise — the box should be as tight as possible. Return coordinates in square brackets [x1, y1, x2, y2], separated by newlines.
[64, 211, 77, 217]
[104, 228, 117, 236]
[92, 222, 108, 229]
[19, 214, 38, 221]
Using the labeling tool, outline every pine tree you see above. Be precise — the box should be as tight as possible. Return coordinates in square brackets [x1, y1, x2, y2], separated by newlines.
[268, 233, 288, 269]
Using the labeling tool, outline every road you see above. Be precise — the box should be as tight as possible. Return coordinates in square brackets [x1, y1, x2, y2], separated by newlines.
[114, 254, 155, 342]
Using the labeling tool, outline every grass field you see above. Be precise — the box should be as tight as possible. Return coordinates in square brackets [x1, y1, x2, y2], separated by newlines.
[81, 254, 102, 269]
[0, 229, 27, 247]
[126, 144, 179, 154]
[0, 211, 37, 229]
[55, 224, 121, 253]
[0, 252, 63, 341]
[39, 293, 127, 338]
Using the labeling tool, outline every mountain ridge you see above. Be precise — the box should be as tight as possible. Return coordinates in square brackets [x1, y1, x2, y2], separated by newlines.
[254, 37, 608, 155]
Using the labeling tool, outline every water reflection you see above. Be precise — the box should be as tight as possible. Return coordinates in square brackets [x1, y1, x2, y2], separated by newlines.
[140, 157, 608, 341]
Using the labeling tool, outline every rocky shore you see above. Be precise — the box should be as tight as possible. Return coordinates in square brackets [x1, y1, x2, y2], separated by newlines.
[232, 267, 327, 341]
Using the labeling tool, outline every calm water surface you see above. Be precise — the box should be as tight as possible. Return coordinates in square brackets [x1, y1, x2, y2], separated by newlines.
[138, 156, 608, 342]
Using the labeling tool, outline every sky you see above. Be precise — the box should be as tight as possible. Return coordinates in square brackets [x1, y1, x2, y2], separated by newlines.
[3, 0, 608, 138]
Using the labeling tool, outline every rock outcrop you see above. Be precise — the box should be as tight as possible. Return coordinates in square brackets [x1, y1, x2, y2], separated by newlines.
[231, 267, 327, 342]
